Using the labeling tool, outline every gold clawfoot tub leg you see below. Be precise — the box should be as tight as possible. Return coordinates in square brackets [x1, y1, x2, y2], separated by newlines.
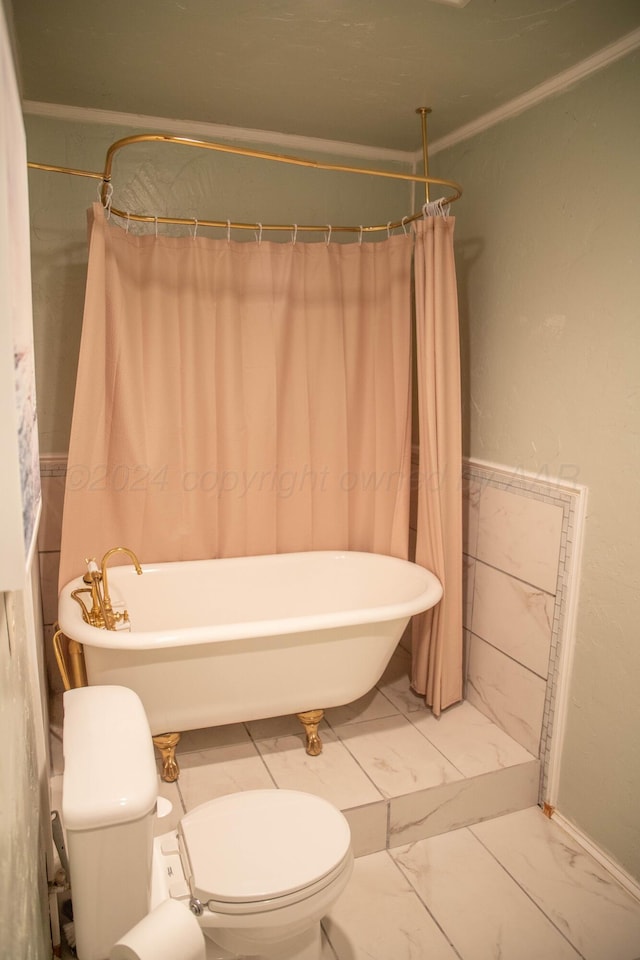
[296, 709, 324, 756]
[153, 733, 181, 782]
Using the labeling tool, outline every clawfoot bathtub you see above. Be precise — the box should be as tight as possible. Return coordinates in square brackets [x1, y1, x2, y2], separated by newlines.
[57, 551, 442, 781]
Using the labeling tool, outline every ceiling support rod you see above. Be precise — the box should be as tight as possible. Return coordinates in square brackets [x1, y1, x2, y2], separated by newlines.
[416, 107, 432, 205]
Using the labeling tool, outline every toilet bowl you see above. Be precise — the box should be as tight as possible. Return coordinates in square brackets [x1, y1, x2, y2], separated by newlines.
[154, 790, 352, 958]
[61, 686, 352, 960]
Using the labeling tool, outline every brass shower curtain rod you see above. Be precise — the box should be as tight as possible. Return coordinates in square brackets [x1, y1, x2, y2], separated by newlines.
[27, 108, 462, 235]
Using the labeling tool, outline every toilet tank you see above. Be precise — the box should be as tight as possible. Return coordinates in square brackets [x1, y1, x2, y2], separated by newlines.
[62, 686, 158, 960]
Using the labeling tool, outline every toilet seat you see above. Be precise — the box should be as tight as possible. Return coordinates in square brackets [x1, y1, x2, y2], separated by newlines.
[178, 789, 352, 914]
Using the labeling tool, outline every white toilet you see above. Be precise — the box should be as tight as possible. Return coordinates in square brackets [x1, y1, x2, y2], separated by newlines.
[61, 685, 353, 960]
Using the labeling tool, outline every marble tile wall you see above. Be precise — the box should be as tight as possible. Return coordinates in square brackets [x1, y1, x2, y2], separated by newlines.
[462, 458, 584, 801]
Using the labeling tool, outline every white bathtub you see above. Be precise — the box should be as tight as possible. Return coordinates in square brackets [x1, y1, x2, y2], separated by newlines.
[58, 551, 442, 768]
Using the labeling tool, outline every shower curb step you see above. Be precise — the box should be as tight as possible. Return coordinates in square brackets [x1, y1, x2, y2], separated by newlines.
[343, 759, 540, 858]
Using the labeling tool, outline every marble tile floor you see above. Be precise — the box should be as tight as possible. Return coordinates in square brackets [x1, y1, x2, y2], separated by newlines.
[322, 807, 640, 960]
[49, 645, 640, 958]
[49, 644, 541, 855]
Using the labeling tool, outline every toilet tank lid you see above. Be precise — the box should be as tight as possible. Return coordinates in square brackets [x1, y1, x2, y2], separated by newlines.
[62, 686, 158, 831]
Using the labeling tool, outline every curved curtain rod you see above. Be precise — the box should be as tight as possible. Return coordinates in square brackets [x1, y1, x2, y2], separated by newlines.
[27, 108, 462, 235]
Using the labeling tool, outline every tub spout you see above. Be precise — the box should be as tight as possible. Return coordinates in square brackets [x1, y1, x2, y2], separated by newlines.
[100, 546, 143, 627]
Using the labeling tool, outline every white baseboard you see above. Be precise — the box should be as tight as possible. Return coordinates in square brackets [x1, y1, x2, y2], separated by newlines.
[551, 810, 640, 905]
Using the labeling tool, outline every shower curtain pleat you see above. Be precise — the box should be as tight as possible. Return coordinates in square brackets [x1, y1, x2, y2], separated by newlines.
[411, 217, 464, 716]
[59, 204, 414, 587]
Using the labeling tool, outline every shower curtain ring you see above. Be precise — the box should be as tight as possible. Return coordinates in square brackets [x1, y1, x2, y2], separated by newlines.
[401, 216, 408, 236]
[387, 221, 392, 238]
[255, 223, 263, 244]
[99, 181, 113, 217]
[358, 225, 363, 245]
[192, 218, 198, 239]
[227, 219, 231, 243]
[125, 212, 131, 234]
[325, 225, 332, 246]
[154, 216, 159, 237]
[291, 224, 298, 244]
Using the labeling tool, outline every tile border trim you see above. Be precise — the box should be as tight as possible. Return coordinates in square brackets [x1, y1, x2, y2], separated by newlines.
[463, 457, 587, 807]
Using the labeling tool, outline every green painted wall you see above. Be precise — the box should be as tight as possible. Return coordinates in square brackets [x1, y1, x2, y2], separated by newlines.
[433, 50, 640, 881]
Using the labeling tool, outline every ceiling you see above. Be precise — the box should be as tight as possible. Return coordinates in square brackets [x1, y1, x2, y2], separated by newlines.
[10, 0, 640, 152]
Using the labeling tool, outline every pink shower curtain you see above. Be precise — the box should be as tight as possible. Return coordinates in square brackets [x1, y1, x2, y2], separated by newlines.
[59, 204, 414, 586]
[412, 217, 463, 715]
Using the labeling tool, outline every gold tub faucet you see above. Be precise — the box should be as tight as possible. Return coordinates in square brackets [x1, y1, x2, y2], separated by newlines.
[100, 546, 143, 623]
[78, 546, 143, 629]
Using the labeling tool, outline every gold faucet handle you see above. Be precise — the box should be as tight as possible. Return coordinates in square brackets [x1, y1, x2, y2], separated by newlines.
[83, 558, 101, 584]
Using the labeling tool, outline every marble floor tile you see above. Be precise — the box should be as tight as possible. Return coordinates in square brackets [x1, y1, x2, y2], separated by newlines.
[324, 685, 401, 727]
[410, 699, 535, 777]
[375, 647, 428, 717]
[334, 714, 462, 798]
[245, 713, 321, 740]
[175, 741, 275, 811]
[391, 825, 581, 959]
[176, 721, 251, 754]
[256, 728, 382, 809]
[471, 807, 640, 960]
[323, 851, 460, 960]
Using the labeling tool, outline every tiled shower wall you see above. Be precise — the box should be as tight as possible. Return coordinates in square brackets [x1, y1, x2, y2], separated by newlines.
[462, 459, 585, 802]
[40, 454, 584, 801]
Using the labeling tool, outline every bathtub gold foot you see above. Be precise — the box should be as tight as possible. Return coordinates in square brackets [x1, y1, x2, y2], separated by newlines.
[296, 709, 324, 756]
[153, 732, 181, 782]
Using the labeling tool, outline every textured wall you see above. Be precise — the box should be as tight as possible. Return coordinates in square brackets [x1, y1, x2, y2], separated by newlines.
[0, 576, 51, 959]
[433, 51, 640, 881]
[1, 6, 52, 953]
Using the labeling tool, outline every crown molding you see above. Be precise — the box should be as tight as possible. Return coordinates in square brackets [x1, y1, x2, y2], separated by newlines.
[22, 26, 640, 165]
[21, 100, 415, 167]
[427, 26, 640, 157]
